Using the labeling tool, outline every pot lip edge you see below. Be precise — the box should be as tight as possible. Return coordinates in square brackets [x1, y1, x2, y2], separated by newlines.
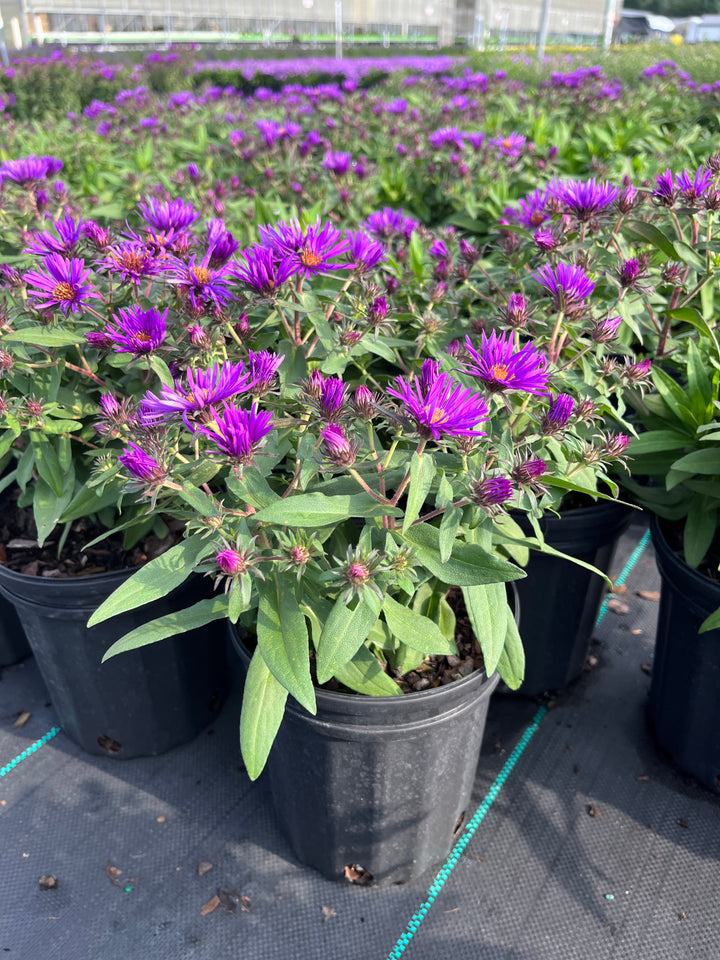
[230, 624, 499, 706]
[650, 513, 720, 597]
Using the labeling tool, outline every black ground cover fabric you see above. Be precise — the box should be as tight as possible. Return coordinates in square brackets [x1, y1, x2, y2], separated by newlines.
[0, 521, 718, 959]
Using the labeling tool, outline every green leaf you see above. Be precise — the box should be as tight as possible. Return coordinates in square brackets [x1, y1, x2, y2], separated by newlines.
[240, 646, 289, 781]
[257, 574, 316, 714]
[101, 596, 229, 661]
[461, 583, 508, 676]
[401, 522, 525, 586]
[699, 605, 720, 634]
[177, 484, 219, 516]
[628, 431, 693, 456]
[87, 537, 215, 626]
[621, 220, 679, 260]
[315, 589, 383, 683]
[333, 644, 402, 696]
[33, 473, 74, 546]
[496, 613, 525, 689]
[3, 326, 86, 347]
[684, 502, 716, 568]
[438, 506, 463, 564]
[30, 434, 64, 496]
[402, 452, 435, 533]
[668, 306, 720, 360]
[40, 419, 83, 434]
[408, 230, 425, 279]
[382, 593, 457, 655]
[671, 449, 720, 475]
[253, 492, 400, 527]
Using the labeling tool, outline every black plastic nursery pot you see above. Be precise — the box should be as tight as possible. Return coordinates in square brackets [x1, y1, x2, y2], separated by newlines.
[0, 564, 230, 759]
[233, 630, 500, 886]
[512, 501, 633, 696]
[648, 515, 720, 794]
[0, 593, 31, 667]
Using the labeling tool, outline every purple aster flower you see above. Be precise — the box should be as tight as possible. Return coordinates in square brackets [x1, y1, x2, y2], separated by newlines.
[317, 377, 348, 422]
[386, 371, 489, 441]
[166, 254, 234, 313]
[652, 169, 676, 207]
[675, 166, 713, 205]
[533, 262, 596, 314]
[322, 150, 352, 176]
[234, 244, 297, 296]
[24, 215, 84, 257]
[141, 361, 253, 428]
[137, 196, 200, 233]
[259, 219, 351, 278]
[206, 219, 239, 268]
[541, 394, 575, 434]
[621, 357, 652, 384]
[591, 315, 622, 343]
[248, 350, 283, 396]
[103, 241, 166, 285]
[0, 154, 62, 187]
[470, 476, 514, 514]
[488, 132, 526, 157]
[462, 330, 549, 395]
[515, 188, 551, 230]
[363, 207, 406, 240]
[104, 306, 168, 355]
[552, 178, 619, 221]
[429, 239, 450, 261]
[23, 254, 99, 315]
[198, 403, 273, 464]
[420, 358, 441, 392]
[119, 442, 167, 482]
[344, 230, 387, 274]
[321, 424, 357, 466]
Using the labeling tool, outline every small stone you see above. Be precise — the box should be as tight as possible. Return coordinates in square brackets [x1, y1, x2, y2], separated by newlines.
[640, 663, 653, 676]
[13, 712, 30, 729]
[636, 590, 660, 602]
[38, 875, 57, 890]
[588, 804, 601, 818]
[610, 583, 627, 595]
[156, 816, 166, 823]
[636, 774, 650, 782]
[676, 818, 689, 829]
[321, 905, 337, 921]
[198, 862, 213, 877]
[200, 895, 220, 917]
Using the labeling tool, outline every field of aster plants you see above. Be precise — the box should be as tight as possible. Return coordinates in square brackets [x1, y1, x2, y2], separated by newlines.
[3, 45, 720, 771]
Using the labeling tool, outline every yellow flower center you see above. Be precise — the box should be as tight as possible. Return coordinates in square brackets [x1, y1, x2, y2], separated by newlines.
[490, 363, 510, 380]
[423, 406, 446, 425]
[502, 138, 513, 150]
[300, 249, 323, 267]
[52, 281, 76, 301]
[134, 331, 152, 343]
[193, 267, 211, 284]
[115, 251, 147, 272]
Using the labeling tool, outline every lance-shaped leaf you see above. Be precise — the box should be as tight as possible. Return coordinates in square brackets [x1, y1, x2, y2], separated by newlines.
[382, 593, 457, 656]
[102, 596, 229, 661]
[240, 647, 289, 781]
[402, 452, 435, 533]
[315, 589, 383, 684]
[461, 583, 508, 676]
[88, 537, 215, 626]
[496, 613, 525, 690]
[256, 574, 316, 714]
[402, 522, 525, 586]
[333, 645, 402, 697]
[253, 492, 401, 527]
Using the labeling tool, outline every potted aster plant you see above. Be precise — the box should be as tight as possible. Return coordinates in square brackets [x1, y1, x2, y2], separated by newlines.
[87, 212, 631, 884]
[0, 171, 233, 757]
[623, 338, 720, 794]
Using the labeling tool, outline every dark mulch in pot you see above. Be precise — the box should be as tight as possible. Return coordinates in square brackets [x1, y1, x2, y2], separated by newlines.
[0, 488, 178, 578]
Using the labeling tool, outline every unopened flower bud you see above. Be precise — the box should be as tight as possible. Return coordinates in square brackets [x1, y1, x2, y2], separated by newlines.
[471, 475, 514, 514]
[602, 432, 631, 460]
[321, 424, 356, 466]
[617, 184, 638, 214]
[351, 385, 376, 420]
[216, 549, 249, 576]
[591, 315, 622, 343]
[511, 458, 547, 487]
[541, 394, 575, 434]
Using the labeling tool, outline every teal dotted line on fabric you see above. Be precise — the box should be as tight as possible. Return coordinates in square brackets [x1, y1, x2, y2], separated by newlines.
[385, 702, 548, 960]
[595, 527, 651, 627]
[0, 726, 62, 778]
[386, 525, 652, 958]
